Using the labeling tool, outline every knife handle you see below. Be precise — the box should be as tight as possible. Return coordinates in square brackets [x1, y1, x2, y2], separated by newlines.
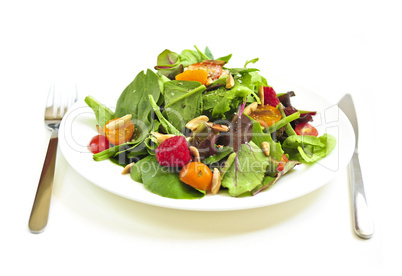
[28, 131, 58, 233]
[349, 151, 374, 239]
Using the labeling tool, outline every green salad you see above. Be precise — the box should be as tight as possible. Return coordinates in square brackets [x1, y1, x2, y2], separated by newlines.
[85, 45, 337, 199]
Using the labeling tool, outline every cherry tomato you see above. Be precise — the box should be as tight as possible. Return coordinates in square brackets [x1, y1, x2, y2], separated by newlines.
[88, 135, 110, 154]
[249, 105, 282, 127]
[295, 123, 318, 137]
[187, 60, 224, 81]
[103, 118, 135, 145]
[179, 162, 213, 191]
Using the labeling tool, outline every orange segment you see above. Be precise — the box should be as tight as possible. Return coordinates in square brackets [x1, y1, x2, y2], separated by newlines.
[175, 69, 208, 85]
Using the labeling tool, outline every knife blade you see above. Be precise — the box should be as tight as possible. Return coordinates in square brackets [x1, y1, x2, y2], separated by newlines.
[338, 94, 374, 239]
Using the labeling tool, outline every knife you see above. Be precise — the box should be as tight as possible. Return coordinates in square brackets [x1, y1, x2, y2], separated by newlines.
[338, 94, 374, 239]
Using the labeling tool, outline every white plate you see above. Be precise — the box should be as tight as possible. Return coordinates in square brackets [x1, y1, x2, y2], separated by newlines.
[59, 78, 355, 211]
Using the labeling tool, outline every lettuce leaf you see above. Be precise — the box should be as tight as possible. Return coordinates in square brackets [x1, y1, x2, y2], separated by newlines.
[221, 141, 269, 197]
[250, 118, 284, 162]
[202, 146, 233, 165]
[202, 83, 252, 119]
[282, 133, 337, 163]
[252, 160, 301, 195]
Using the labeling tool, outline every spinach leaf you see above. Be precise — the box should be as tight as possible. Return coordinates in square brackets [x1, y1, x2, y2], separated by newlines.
[158, 75, 170, 95]
[84, 96, 114, 128]
[194, 45, 211, 61]
[115, 69, 161, 143]
[164, 81, 206, 131]
[148, 94, 182, 136]
[93, 139, 144, 161]
[130, 155, 154, 183]
[217, 53, 232, 63]
[221, 142, 269, 197]
[131, 156, 205, 199]
[204, 46, 214, 60]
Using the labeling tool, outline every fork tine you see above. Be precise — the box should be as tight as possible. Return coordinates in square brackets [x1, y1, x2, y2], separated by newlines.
[46, 83, 78, 119]
[65, 84, 78, 112]
[55, 85, 63, 119]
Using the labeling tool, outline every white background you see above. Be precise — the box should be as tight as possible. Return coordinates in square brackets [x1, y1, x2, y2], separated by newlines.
[1, 1, 400, 275]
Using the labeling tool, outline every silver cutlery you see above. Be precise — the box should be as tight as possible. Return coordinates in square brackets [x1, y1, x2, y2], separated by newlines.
[338, 94, 374, 239]
[28, 84, 78, 233]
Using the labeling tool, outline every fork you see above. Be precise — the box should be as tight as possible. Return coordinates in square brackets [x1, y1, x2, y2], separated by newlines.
[28, 84, 78, 233]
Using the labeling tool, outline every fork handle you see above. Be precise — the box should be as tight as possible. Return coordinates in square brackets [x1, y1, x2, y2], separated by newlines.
[349, 151, 374, 239]
[28, 130, 58, 233]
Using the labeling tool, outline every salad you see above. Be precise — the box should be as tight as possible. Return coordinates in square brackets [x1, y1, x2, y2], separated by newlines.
[85, 45, 336, 200]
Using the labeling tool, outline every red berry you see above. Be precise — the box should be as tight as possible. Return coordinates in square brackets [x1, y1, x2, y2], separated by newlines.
[263, 86, 280, 107]
[155, 136, 191, 167]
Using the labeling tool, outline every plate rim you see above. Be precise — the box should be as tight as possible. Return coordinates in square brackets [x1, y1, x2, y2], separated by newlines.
[59, 77, 355, 211]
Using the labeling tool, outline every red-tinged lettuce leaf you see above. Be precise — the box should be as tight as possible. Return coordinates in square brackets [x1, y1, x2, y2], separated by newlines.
[188, 122, 223, 159]
[278, 91, 316, 126]
[221, 142, 269, 197]
[196, 130, 220, 158]
[278, 91, 296, 107]
[154, 49, 184, 80]
[218, 114, 253, 152]
[252, 160, 300, 195]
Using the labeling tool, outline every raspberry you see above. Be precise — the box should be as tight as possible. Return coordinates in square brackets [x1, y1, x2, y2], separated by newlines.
[263, 86, 280, 107]
[155, 136, 191, 167]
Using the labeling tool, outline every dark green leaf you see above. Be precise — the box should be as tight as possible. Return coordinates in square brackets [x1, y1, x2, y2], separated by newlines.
[84, 96, 114, 128]
[131, 156, 205, 199]
[115, 69, 161, 143]
[148, 94, 182, 136]
[163, 81, 206, 131]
